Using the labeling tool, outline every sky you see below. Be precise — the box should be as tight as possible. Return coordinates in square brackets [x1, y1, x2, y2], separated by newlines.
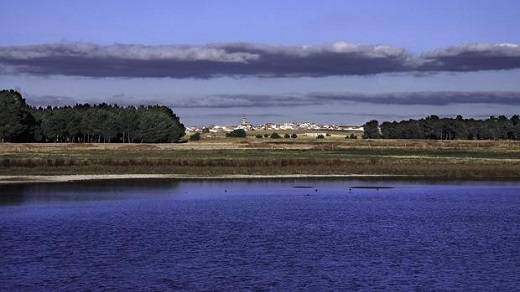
[1, 0, 519, 126]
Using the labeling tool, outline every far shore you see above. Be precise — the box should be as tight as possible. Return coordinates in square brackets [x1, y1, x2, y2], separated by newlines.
[0, 174, 416, 185]
[2, 173, 519, 185]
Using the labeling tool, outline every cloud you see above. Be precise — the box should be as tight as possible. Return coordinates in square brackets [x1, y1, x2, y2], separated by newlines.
[2, 42, 519, 78]
[312, 111, 425, 121]
[0, 42, 410, 78]
[419, 43, 520, 72]
[308, 91, 520, 106]
[25, 91, 520, 109]
[175, 94, 321, 108]
[176, 91, 520, 108]
[24, 94, 79, 107]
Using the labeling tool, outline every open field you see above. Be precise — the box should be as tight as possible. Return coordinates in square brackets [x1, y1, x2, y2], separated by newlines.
[1, 137, 519, 181]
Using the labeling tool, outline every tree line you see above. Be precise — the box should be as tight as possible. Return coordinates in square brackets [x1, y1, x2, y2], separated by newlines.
[363, 115, 520, 140]
[0, 90, 185, 143]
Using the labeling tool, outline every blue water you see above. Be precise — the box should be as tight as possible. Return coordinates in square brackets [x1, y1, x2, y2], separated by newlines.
[1, 179, 519, 291]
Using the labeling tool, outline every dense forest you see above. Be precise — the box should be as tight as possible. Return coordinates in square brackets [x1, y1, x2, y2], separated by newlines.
[0, 90, 185, 143]
[363, 115, 520, 140]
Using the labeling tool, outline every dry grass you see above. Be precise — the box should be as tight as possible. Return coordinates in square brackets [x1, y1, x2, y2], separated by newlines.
[2, 138, 519, 153]
[1, 139, 519, 180]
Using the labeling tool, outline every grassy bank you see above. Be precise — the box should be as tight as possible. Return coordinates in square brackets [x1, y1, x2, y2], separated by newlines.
[1, 140, 519, 180]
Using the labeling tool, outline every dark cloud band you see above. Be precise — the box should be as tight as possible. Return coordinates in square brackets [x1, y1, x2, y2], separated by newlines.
[307, 91, 520, 106]
[420, 44, 520, 72]
[25, 91, 520, 109]
[1, 42, 519, 78]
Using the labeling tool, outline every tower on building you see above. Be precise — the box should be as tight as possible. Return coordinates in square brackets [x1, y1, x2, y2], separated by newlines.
[241, 116, 249, 127]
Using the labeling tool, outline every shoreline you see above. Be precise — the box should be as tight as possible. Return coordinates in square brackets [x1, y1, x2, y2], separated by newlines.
[0, 173, 517, 185]
[0, 174, 408, 184]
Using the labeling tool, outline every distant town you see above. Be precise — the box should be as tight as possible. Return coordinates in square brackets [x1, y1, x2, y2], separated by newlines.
[186, 117, 363, 134]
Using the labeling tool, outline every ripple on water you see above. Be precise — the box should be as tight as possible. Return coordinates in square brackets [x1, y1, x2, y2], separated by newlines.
[1, 180, 519, 290]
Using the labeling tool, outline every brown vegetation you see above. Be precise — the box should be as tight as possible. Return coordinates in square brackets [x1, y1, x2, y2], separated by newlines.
[1, 139, 519, 180]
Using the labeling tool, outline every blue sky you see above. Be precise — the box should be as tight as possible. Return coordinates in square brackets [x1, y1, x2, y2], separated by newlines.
[1, 0, 519, 126]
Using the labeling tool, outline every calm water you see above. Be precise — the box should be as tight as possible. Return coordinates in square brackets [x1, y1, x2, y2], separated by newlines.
[1, 179, 519, 291]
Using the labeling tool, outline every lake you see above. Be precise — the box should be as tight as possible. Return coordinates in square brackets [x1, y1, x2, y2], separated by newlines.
[1, 179, 519, 291]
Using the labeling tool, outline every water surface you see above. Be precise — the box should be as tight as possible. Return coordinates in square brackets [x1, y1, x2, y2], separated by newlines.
[1, 179, 519, 291]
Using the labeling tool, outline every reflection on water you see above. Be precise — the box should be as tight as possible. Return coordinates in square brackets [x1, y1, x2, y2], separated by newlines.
[0, 185, 25, 205]
[1, 179, 519, 290]
[0, 179, 181, 205]
[1, 178, 518, 208]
